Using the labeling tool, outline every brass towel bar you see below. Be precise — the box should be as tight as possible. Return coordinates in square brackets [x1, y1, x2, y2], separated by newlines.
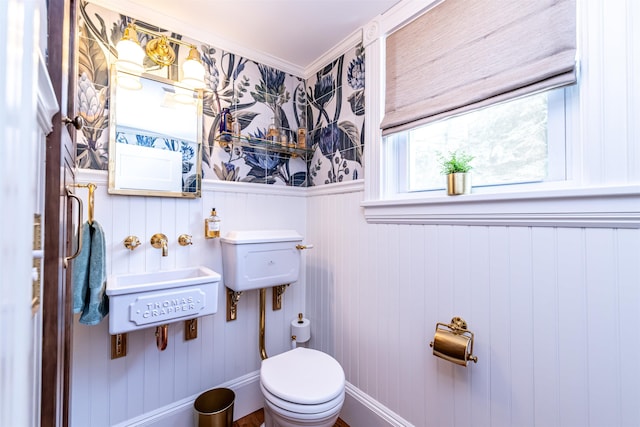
[71, 182, 96, 224]
[64, 183, 97, 268]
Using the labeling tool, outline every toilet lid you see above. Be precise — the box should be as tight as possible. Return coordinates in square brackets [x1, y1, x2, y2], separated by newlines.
[260, 348, 345, 405]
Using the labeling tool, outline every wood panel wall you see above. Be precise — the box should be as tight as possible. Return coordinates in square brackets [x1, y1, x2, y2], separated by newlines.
[69, 178, 640, 427]
[306, 189, 640, 427]
[68, 1, 640, 424]
[70, 176, 306, 426]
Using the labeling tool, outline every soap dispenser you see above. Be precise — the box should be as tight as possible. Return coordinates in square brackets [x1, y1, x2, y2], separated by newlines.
[205, 208, 221, 239]
[267, 117, 279, 144]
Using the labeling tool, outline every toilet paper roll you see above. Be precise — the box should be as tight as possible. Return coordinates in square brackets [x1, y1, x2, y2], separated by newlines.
[291, 317, 311, 343]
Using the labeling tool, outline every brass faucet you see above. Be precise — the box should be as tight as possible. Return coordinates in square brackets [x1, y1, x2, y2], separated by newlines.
[150, 233, 168, 256]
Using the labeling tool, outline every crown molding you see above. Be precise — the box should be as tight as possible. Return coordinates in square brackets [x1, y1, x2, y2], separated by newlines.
[87, 0, 305, 77]
[86, 0, 437, 80]
[303, 28, 363, 79]
[380, 0, 443, 35]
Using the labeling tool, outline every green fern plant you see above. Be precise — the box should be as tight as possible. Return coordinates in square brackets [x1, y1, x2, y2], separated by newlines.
[438, 150, 474, 175]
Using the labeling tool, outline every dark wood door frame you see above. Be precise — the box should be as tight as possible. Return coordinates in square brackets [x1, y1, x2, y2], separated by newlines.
[42, 0, 77, 425]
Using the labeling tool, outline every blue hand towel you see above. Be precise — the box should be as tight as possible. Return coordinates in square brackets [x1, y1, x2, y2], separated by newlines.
[72, 220, 109, 325]
[72, 222, 90, 314]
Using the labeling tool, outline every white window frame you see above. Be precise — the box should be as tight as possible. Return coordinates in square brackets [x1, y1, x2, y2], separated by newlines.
[393, 88, 567, 194]
[360, 0, 640, 228]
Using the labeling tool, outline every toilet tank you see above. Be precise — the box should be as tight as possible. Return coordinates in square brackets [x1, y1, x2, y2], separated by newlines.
[220, 230, 303, 292]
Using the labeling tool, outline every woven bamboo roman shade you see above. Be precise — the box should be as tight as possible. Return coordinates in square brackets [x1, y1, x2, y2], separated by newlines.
[381, 0, 577, 135]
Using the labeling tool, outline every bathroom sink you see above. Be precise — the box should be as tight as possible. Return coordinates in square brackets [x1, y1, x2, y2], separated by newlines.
[106, 266, 221, 334]
[107, 266, 220, 295]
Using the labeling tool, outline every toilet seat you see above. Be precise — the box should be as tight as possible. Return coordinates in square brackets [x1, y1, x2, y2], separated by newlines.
[260, 382, 345, 415]
[260, 348, 345, 406]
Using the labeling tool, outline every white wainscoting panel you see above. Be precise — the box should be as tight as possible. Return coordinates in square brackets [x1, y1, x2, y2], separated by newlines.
[306, 189, 640, 427]
[71, 172, 640, 427]
[71, 171, 306, 426]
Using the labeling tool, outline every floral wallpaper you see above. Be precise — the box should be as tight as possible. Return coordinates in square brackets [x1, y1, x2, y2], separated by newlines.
[76, 1, 364, 187]
[307, 44, 365, 185]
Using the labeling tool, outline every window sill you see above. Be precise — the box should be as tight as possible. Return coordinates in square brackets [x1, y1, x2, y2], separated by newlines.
[361, 185, 640, 228]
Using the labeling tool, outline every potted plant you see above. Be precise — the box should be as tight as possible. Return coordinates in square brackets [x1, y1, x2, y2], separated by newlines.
[438, 150, 474, 195]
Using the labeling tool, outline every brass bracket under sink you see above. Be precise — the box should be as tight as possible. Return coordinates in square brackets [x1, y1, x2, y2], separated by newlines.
[226, 288, 243, 321]
[185, 318, 198, 340]
[156, 324, 168, 351]
[272, 284, 289, 310]
[111, 333, 127, 359]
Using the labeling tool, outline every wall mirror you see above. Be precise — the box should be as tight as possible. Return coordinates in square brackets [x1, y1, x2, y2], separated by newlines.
[108, 67, 203, 198]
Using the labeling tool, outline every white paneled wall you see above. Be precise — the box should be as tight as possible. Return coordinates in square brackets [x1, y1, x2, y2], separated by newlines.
[306, 188, 640, 427]
[71, 172, 307, 426]
[68, 2, 640, 423]
[69, 175, 640, 427]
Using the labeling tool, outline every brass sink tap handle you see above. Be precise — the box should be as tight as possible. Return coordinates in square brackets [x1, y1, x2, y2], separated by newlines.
[124, 235, 141, 250]
[178, 234, 193, 246]
[150, 233, 169, 256]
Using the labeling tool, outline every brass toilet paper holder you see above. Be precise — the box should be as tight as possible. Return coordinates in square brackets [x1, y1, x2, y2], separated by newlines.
[429, 316, 478, 366]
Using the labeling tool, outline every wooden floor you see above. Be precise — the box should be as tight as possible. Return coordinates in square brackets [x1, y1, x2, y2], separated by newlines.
[233, 409, 348, 427]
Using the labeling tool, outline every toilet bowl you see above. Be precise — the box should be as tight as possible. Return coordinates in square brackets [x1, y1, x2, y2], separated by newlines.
[220, 230, 344, 426]
[260, 347, 345, 427]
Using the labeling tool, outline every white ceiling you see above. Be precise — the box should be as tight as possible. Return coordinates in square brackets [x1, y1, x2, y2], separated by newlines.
[100, 0, 400, 73]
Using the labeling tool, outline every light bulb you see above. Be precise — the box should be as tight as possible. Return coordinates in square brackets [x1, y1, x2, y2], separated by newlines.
[181, 46, 205, 89]
[115, 25, 144, 75]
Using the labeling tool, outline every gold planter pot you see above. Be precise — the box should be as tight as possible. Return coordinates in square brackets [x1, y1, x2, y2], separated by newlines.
[447, 172, 471, 195]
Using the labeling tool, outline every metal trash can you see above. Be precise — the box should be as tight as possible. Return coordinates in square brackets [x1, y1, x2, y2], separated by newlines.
[194, 388, 235, 427]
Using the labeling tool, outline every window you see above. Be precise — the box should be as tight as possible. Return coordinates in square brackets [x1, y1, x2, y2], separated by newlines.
[361, 0, 640, 228]
[394, 88, 566, 194]
[379, 0, 577, 197]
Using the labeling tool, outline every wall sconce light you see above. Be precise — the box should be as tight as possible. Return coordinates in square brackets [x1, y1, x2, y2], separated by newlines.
[181, 46, 206, 90]
[115, 23, 206, 90]
[115, 24, 145, 75]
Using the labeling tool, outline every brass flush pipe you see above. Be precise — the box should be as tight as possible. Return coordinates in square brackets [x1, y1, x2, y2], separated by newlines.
[156, 324, 168, 351]
[259, 288, 268, 360]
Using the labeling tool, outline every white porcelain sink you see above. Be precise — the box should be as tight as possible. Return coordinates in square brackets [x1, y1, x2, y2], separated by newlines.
[106, 266, 220, 334]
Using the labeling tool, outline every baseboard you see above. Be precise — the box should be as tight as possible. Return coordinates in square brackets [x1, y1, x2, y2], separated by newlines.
[342, 383, 415, 427]
[112, 371, 263, 427]
[112, 373, 412, 427]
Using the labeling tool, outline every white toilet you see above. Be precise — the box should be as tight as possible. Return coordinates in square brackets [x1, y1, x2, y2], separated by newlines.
[260, 347, 345, 427]
[220, 230, 346, 427]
